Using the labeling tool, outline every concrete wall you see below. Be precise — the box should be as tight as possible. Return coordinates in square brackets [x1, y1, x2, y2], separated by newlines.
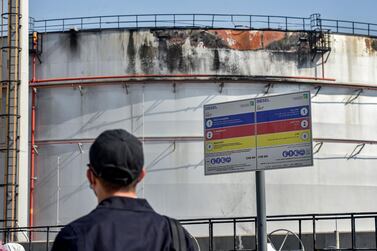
[28, 29, 377, 236]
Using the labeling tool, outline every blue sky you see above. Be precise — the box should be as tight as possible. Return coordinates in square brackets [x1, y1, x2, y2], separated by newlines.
[30, 0, 377, 24]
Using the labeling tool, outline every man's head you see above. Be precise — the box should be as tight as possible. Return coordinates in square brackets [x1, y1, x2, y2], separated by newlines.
[87, 129, 145, 200]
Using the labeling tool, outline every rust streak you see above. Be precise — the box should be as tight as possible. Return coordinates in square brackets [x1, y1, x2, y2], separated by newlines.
[208, 30, 292, 51]
[262, 31, 286, 48]
[209, 30, 262, 50]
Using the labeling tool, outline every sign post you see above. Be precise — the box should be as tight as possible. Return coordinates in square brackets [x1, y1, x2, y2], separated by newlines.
[256, 170, 267, 251]
[204, 91, 313, 251]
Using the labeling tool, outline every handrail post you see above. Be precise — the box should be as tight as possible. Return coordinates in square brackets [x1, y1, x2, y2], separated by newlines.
[46, 226, 50, 251]
[268, 16, 270, 29]
[135, 15, 138, 29]
[255, 217, 258, 251]
[368, 23, 370, 36]
[336, 20, 339, 32]
[99, 16, 102, 30]
[117, 16, 120, 29]
[249, 15, 252, 28]
[351, 214, 356, 251]
[285, 17, 288, 30]
[313, 215, 316, 251]
[28, 229, 32, 251]
[154, 14, 157, 28]
[209, 219, 213, 251]
[62, 19, 65, 31]
[193, 14, 195, 27]
[303, 18, 305, 30]
[173, 14, 176, 28]
[81, 18, 83, 30]
[374, 217, 377, 251]
[352, 22, 355, 34]
[299, 219, 302, 250]
[211, 14, 214, 28]
[233, 218, 237, 250]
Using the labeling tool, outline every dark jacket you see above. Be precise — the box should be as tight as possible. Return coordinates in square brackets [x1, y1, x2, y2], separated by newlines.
[51, 196, 196, 251]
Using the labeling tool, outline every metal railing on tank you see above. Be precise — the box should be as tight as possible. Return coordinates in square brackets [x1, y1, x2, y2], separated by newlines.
[320, 18, 377, 37]
[2, 212, 377, 251]
[25, 14, 377, 37]
[28, 14, 311, 32]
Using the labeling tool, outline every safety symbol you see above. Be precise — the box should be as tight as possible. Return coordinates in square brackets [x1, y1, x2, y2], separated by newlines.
[206, 119, 213, 128]
[206, 131, 213, 140]
[300, 107, 309, 116]
[207, 143, 213, 151]
[301, 132, 309, 140]
[301, 119, 309, 128]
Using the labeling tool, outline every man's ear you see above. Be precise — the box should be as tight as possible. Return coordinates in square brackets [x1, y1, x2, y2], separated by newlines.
[136, 168, 146, 183]
[87, 169, 96, 187]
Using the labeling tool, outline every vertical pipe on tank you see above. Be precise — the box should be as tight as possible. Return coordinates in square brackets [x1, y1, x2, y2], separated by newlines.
[141, 84, 145, 198]
[29, 31, 38, 229]
[18, 0, 29, 234]
[29, 88, 35, 229]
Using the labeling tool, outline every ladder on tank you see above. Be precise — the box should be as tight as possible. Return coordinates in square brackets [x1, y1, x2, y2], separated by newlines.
[309, 13, 331, 62]
[0, 0, 21, 241]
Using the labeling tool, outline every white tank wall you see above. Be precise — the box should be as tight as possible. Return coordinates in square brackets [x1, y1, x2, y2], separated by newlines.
[33, 82, 377, 231]
[29, 29, 377, 235]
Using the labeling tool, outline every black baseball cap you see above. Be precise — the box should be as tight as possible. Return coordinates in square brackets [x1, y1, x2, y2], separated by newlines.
[89, 129, 144, 186]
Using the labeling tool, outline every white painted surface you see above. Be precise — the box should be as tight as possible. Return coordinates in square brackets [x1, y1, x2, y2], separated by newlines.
[26, 29, 377, 237]
[17, 0, 29, 234]
[32, 83, 377, 234]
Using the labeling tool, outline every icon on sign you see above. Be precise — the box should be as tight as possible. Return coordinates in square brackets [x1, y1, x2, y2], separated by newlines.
[300, 107, 309, 116]
[206, 131, 213, 140]
[301, 119, 309, 128]
[206, 119, 213, 128]
[301, 132, 309, 140]
[207, 143, 213, 151]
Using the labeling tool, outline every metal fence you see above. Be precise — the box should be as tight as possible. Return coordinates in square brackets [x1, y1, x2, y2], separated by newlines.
[1, 212, 377, 251]
[27, 14, 377, 37]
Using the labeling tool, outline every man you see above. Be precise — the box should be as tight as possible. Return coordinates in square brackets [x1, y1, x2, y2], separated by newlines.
[51, 129, 197, 251]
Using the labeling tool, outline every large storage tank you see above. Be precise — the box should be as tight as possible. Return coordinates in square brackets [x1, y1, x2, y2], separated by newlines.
[4, 14, 377, 246]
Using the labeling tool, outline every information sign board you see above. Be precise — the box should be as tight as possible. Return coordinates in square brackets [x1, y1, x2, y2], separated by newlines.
[203, 91, 313, 175]
[255, 92, 313, 169]
[204, 99, 257, 175]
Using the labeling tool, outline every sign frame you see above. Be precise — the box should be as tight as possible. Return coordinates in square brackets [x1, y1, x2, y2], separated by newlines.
[203, 91, 313, 175]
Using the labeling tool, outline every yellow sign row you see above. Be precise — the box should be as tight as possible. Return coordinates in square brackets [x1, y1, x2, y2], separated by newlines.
[206, 130, 311, 153]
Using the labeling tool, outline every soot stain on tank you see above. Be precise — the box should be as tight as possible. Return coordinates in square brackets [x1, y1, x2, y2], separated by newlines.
[167, 43, 185, 72]
[266, 33, 301, 51]
[127, 31, 136, 73]
[212, 49, 220, 71]
[139, 38, 155, 74]
[372, 39, 377, 51]
[152, 29, 231, 72]
[189, 31, 229, 49]
[365, 38, 377, 53]
[267, 32, 315, 68]
[68, 29, 79, 54]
